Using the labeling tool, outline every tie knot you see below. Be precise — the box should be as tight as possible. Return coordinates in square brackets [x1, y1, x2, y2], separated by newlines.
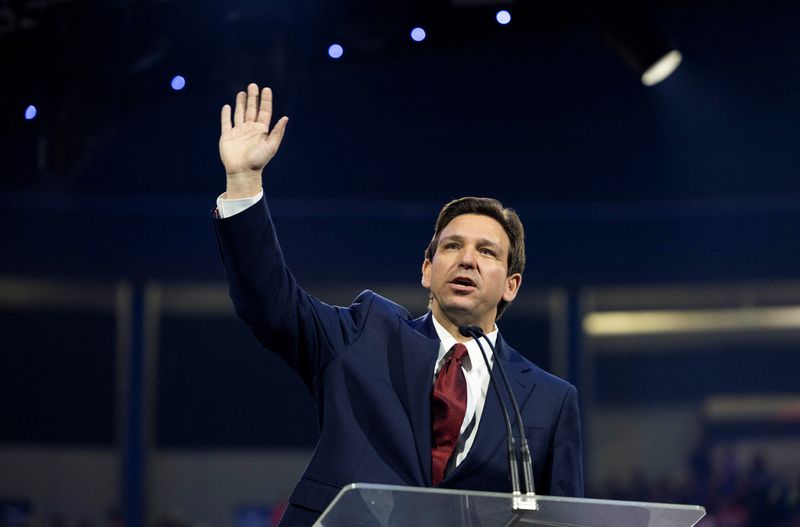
[449, 343, 468, 363]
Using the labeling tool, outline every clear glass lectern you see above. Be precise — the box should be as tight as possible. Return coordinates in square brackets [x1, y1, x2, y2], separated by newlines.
[314, 484, 706, 527]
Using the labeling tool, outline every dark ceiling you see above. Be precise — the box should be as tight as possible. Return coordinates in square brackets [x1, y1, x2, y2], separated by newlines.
[3, 0, 798, 203]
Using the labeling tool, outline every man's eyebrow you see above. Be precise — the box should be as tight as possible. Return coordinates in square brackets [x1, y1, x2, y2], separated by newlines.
[477, 238, 501, 248]
[439, 234, 503, 250]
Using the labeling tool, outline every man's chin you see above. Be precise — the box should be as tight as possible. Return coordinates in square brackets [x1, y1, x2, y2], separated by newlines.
[437, 301, 484, 327]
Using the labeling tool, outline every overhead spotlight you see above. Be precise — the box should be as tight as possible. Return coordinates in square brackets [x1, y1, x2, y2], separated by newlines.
[170, 75, 186, 91]
[592, 2, 682, 86]
[24, 105, 37, 120]
[496, 10, 511, 25]
[410, 27, 426, 42]
[328, 44, 344, 59]
[641, 50, 682, 86]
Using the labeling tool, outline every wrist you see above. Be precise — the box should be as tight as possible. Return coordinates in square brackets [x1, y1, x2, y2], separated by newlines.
[225, 170, 262, 199]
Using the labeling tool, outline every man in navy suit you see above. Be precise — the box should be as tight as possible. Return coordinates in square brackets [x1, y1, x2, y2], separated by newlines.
[214, 84, 583, 527]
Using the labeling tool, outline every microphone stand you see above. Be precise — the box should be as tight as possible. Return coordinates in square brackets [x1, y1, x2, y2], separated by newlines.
[460, 326, 521, 498]
[461, 325, 538, 512]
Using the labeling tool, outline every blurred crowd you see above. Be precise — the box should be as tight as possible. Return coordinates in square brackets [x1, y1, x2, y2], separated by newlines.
[593, 446, 800, 527]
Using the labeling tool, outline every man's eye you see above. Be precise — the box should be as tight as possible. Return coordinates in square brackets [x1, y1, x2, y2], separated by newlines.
[444, 242, 459, 249]
[479, 248, 497, 257]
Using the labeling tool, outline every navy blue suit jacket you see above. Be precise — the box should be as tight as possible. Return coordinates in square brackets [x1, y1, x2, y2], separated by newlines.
[215, 196, 583, 527]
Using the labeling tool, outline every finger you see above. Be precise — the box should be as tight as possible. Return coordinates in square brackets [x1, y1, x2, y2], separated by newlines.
[256, 87, 273, 126]
[220, 104, 232, 134]
[266, 116, 289, 148]
[234, 90, 246, 124]
[245, 83, 259, 122]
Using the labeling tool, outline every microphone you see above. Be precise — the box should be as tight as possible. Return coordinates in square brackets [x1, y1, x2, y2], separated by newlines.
[458, 325, 521, 497]
[460, 324, 537, 499]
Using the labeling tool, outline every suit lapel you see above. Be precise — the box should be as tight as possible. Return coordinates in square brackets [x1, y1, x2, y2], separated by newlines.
[392, 312, 439, 486]
[445, 334, 536, 485]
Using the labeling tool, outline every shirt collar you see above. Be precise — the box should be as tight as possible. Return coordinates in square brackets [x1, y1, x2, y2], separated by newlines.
[431, 313, 499, 372]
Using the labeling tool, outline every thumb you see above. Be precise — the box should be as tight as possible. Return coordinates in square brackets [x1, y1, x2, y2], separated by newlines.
[267, 116, 289, 149]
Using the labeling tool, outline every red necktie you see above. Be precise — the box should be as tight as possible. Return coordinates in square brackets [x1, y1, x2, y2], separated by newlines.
[431, 343, 469, 486]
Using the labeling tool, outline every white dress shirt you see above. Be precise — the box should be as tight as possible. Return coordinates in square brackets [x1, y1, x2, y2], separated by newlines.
[216, 190, 264, 218]
[430, 314, 498, 470]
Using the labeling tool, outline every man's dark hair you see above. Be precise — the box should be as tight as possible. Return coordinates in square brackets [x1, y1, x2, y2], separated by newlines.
[425, 196, 526, 319]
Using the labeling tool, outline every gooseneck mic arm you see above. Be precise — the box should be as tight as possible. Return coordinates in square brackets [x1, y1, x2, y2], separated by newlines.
[458, 325, 521, 497]
[461, 324, 537, 497]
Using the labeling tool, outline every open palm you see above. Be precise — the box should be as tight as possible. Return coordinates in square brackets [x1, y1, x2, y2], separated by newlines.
[219, 83, 288, 177]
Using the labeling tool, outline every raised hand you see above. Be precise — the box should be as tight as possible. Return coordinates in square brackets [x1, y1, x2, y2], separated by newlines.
[219, 83, 288, 198]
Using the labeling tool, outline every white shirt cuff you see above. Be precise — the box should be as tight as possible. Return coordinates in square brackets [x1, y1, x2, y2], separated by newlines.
[216, 190, 264, 219]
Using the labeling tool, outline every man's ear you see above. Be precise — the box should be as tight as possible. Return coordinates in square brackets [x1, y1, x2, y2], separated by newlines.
[421, 259, 432, 288]
[502, 273, 522, 303]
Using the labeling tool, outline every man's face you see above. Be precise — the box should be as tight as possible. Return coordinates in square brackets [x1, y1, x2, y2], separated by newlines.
[421, 213, 522, 333]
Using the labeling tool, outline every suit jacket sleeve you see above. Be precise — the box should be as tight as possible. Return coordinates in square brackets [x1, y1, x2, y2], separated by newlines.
[214, 195, 372, 390]
[548, 384, 584, 497]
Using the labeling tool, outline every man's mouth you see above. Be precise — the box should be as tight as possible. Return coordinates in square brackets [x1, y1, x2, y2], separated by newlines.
[450, 276, 477, 290]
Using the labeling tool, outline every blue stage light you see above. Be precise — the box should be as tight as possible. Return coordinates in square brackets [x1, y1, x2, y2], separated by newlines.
[411, 27, 426, 42]
[328, 44, 344, 59]
[496, 10, 511, 25]
[171, 75, 186, 91]
[24, 105, 37, 120]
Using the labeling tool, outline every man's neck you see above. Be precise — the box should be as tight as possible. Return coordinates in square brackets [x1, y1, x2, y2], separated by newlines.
[430, 309, 495, 342]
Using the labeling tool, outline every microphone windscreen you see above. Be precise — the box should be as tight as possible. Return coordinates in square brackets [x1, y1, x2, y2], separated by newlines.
[458, 325, 485, 337]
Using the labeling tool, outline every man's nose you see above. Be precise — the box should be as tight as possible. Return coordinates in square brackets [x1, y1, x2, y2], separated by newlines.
[459, 247, 476, 268]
